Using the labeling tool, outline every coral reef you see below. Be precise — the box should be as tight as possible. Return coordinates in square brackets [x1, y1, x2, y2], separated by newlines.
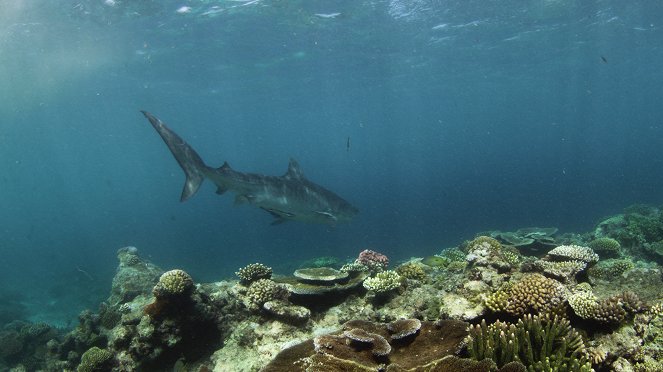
[589, 237, 622, 258]
[356, 249, 389, 273]
[485, 273, 568, 318]
[152, 269, 194, 298]
[245, 279, 290, 310]
[546, 245, 599, 264]
[362, 270, 402, 294]
[9, 206, 663, 371]
[395, 262, 427, 281]
[235, 263, 273, 284]
[293, 267, 348, 283]
[588, 258, 635, 279]
[487, 227, 558, 255]
[77, 346, 114, 372]
[264, 319, 471, 371]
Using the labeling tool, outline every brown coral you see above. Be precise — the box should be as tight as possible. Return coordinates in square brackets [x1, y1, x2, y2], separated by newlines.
[485, 274, 567, 317]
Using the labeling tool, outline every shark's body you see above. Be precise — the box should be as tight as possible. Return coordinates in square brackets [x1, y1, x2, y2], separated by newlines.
[141, 111, 358, 225]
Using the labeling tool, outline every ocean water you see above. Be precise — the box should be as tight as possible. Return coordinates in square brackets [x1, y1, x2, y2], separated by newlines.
[1, 0, 662, 327]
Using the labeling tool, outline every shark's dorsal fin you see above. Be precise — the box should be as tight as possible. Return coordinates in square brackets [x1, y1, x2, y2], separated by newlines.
[284, 158, 304, 180]
[219, 161, 232, 171]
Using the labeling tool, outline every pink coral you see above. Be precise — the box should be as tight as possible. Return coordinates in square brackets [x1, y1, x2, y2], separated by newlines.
[357, 249, 389, 272]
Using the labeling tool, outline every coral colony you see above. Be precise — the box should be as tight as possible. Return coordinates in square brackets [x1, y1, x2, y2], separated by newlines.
[5, 205, 663, 371]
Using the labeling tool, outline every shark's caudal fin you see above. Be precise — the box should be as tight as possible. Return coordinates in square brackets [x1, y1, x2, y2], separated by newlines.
[141, 111, 207, 201]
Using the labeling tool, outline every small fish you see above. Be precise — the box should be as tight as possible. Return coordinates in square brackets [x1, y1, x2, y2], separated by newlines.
[601, 55, 608, 64]
[346, 136, 351, 152]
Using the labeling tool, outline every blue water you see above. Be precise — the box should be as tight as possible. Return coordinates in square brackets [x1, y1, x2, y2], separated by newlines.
[1, 0, 662, 326]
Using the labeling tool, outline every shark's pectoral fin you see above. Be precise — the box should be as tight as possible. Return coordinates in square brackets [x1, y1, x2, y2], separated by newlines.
[261, 207, 295, 225]
[315, 211, 338, 222]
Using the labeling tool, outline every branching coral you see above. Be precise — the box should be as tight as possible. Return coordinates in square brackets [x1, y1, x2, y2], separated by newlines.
[362, 270, 402, 294]
[467, 314, 591, 371]
[547, 245, 599, 264]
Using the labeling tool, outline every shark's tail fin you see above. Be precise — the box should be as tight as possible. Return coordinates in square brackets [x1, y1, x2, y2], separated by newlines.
[141, 111, 207, 201]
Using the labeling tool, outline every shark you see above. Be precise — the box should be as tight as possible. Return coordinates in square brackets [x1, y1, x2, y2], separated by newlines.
[141, 111, 358, 225]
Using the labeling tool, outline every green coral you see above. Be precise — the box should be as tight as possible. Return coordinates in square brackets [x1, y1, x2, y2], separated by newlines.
[152, 269, 194, 298]
[588, 237, 621, 257]
[362, 270, 402, 294]
[588, 259, 634, 279]
[614, 208, 663, 246]
[236, 263, 273, 284]
[467, 314, 591, 371]
[485, 274, 567, 317]
[77, 346, 114, 372]
[396, 263, 427, 281]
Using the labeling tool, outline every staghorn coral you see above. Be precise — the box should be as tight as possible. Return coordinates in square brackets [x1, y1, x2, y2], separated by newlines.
[547, 245, 599, 264]
[77, 346, 114, 372]
[396, 262, 427, 281]
[362, 270, 402, 294]
[485, 273, 567, 317]
[235, 263, 272, 284]
[152, 269, 194, 298]
[467, 314, 591, 371]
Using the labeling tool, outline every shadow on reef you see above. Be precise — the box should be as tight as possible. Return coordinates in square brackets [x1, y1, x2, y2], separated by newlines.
[6, 204, 663, 371]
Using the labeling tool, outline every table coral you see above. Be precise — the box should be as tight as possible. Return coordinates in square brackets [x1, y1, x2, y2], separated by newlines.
[547, 245, 599, 264]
